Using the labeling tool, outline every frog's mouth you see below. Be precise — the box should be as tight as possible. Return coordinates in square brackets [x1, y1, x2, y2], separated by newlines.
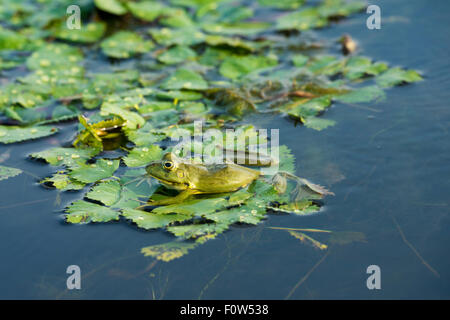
[147, 173, 188, 190]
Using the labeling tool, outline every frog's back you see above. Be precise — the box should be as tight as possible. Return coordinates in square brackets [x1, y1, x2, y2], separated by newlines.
[190, 163, 260, 193]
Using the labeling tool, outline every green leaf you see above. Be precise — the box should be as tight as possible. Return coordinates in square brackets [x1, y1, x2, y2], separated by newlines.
[200, 22, 271, 36]
[0, 165, 22, 181]
[69, 159, 120, 183]
[335, 85, 385, 104]
[162, 68, 208, 90]
[152, 197, 228, 216]
[66, 200, 120, 223]
[375, 67, 423, 88]
[124, 123, 166, 146]
[122, 208, 191, 230]
[307, 55, 343, 75]
[317, 0, 366, 18]
[276, 8, 327, 31]
[94, 0, 127, 15]
[0, 125, 58, 144]
[0, 26, 27, 50]
[167, 223, 229, 239]
[292, 54, 309, 67]
[30, 147, 99, 166]
[41, 172, 86, 191]
[85, 180, 121, 206]
[141, 241, 198, 262]
[344, 56, 388, 80]
[258, 0, 305, 9]
[206, 206, 265, 225]
[278, 145, 296, 173]
[286, 97, 332, 118]
[100, 101, 146, 129]
[149, 27, 205, 46]
[101, 31, 154, 59]
[219, 55, 278, 80]
[157, 45, 197, 64]
[123, 145, 163, 167]
[127, 1, 166, 21]
[303, 117, 336, 131]
[26, 43, 83, 70]
[204, 34, 256, 52]
[52, 22, 106, 43]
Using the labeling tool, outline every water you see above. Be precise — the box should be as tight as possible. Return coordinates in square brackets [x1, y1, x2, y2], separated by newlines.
[1, 0, 449, 299]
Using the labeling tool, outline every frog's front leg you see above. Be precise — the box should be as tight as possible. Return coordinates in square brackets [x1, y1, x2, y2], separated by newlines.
[137, 189, 197, 210]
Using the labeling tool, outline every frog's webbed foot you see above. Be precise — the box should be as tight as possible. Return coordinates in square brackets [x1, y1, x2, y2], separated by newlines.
[271, 171, 334, 203]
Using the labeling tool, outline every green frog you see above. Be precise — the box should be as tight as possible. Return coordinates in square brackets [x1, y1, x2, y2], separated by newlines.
[139, 152, 333, 207]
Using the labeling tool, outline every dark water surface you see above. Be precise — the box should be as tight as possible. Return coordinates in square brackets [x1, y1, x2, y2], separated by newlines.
[1, 0, 449, 299]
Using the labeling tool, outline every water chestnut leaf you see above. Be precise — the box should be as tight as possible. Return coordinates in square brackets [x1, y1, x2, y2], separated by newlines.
[149, 27, 205, 46]
[0, 165, 22, 181]
[66, 200, 120, 223]
[122, 208, 192, 230]
[375, 67, 423, 88]
[30, 147, 99, 166]
[0, 125, 58, 144]
[41, 172, 86, 191]
[69, 159, 120, 183]
[123, 145, 164, 167]
[94, 0, 127, 15]
[141, 241, 198, 262]
[335, 85, 385, 104]
[85, 180, 121, 206]
[162, 68, 208, 90]
[152, 197, 228, 216]
[303, 116, 336, 131]
[219, 55, 278, 80]
[52, 21, 106, 43]
[127, 1, 166, 21]
[167, 223, 229, 240]
[157, 45, 197, 65]
[101, 31, 154, 59]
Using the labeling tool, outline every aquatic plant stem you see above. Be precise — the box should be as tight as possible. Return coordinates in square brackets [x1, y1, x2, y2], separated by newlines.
[285, 249, 330, 300]
[392, 216, 440, 278]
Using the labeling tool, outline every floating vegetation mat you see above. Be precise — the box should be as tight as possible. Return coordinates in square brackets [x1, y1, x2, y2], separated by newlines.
[0, 0, 422, 261]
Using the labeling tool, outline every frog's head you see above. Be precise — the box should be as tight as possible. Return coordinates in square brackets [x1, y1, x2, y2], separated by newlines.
[145, 152, 190, 190]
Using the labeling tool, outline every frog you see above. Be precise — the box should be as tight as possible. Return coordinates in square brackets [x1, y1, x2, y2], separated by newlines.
[139, 151, 333, 208]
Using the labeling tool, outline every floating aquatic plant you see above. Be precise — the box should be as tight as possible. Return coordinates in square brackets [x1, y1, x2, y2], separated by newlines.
[0, 0, 423, 261]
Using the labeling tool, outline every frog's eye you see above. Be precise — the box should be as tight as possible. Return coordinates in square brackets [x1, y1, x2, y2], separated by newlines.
[163, 161, 174, 170]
